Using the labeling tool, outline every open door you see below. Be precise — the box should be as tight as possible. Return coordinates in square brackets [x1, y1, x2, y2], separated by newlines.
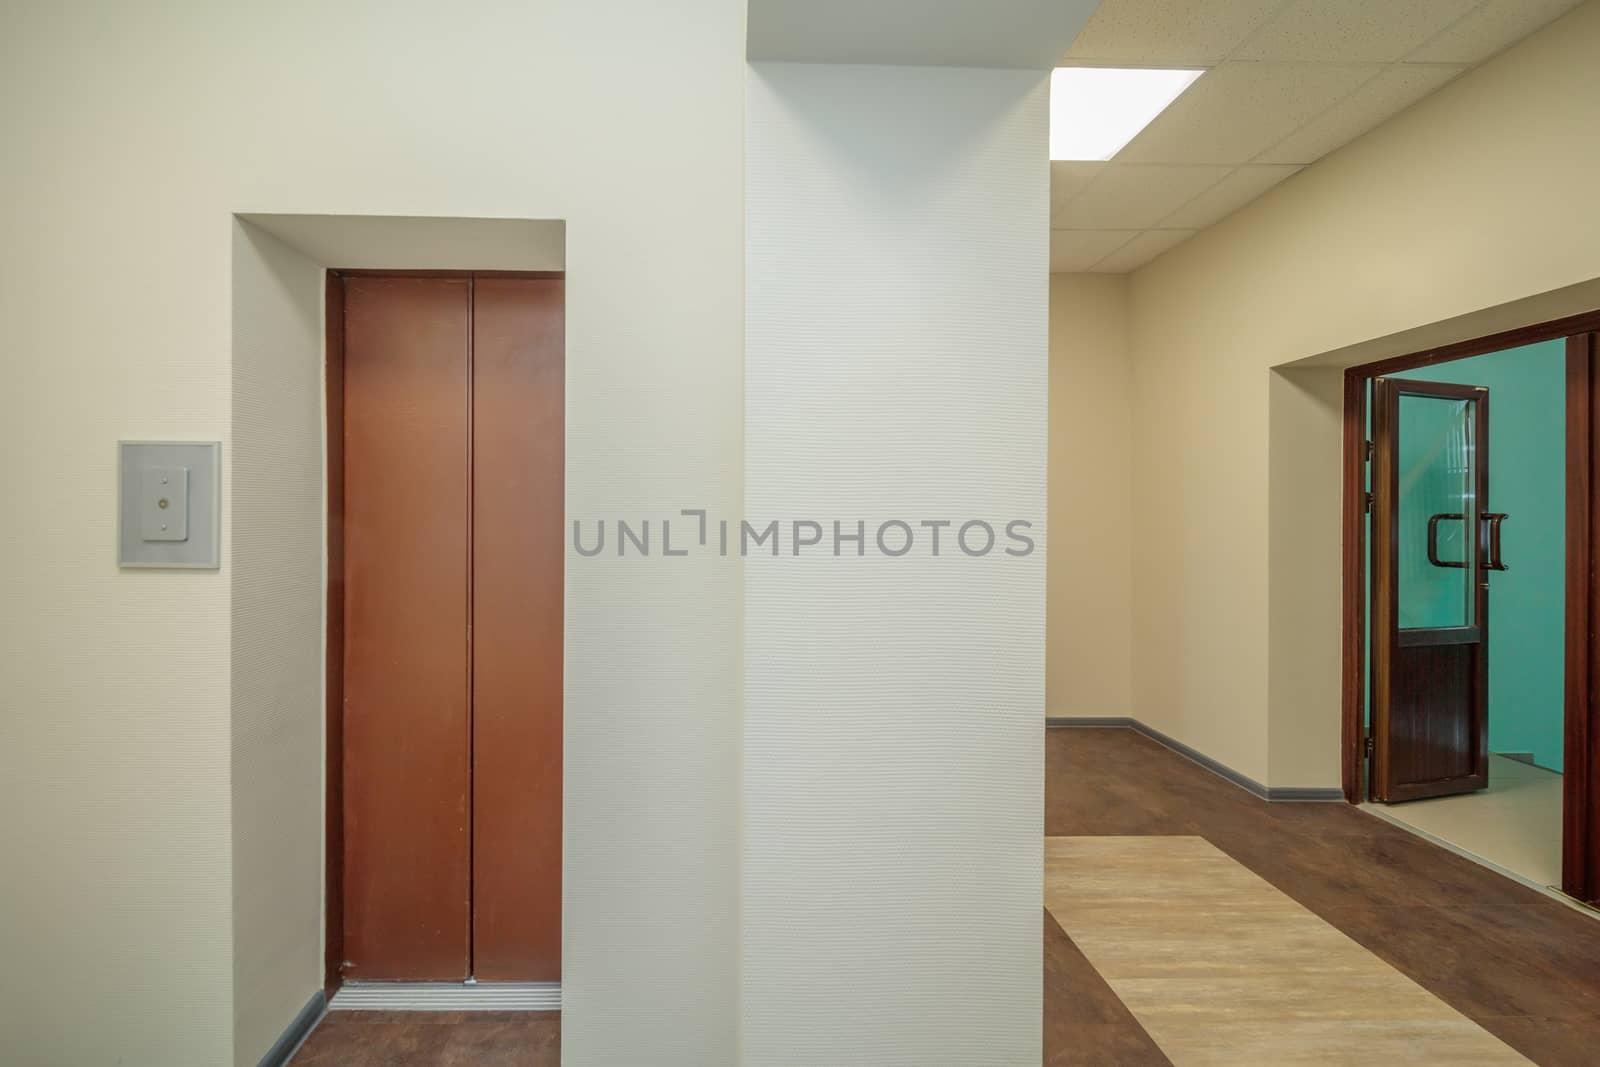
[1371, 377, 1504, 802]
[1343, 317, 1600, 903]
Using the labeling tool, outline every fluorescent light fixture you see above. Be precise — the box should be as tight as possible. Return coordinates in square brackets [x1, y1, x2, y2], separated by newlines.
[1050, 67, 1204, 161]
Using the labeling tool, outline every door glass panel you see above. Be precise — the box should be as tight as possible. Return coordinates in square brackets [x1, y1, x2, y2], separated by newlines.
[1397, 392, 1477, 629]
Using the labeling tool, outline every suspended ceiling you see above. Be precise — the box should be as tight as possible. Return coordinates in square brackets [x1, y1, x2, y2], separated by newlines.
[1051, 0, 1585, 273]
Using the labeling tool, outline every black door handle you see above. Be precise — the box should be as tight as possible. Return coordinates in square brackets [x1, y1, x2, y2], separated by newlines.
[1426, 512, 1509, 571]
[1427, 513, 1467, 569]
[1482, 513, 1509, 571]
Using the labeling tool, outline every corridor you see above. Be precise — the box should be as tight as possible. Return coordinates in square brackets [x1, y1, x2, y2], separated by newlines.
[292, 728, 1600, 1065]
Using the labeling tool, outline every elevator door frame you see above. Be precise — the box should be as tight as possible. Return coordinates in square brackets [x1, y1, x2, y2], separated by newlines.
[323, 268, 566, 994]
[1340, 310, 1600, 906]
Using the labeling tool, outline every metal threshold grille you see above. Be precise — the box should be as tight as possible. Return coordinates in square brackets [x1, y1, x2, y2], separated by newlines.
[330, 981, 560, 1011]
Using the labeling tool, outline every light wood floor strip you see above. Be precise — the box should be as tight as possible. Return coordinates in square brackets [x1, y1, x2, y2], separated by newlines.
[1045, 836, 1530, 1066]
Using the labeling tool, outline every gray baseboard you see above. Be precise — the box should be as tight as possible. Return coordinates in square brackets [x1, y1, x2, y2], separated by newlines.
[1047, 717, 1345, 803]
[257, 990, 326, 1067]
[1265, 785, 1347, 801]
[1046, 715, 1136, 728]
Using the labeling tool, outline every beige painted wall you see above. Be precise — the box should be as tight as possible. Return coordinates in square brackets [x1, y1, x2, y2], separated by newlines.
[0, 3, 743, 1064]
[229, 220, 326, 1065]
[1047, 274, 1133, 719]
[1126, 0, 1600, 787]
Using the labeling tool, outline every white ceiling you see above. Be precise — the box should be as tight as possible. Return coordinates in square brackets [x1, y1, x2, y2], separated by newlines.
[1051, 0, 1585, 273]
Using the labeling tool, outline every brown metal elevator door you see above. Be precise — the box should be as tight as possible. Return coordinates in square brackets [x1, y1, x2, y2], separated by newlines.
[338, 273, 562, 982]
[341, 276, 473, 979]
[471, 277, 564, 980]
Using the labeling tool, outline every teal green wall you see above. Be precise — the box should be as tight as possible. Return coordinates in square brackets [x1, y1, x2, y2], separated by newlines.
[1394, 340, 1566, 771]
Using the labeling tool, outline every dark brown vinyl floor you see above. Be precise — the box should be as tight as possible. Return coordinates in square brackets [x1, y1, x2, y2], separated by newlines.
[1045, 727, 1600, 1066]
[291, 1010, 559, 1066]
[293, 727, 1600, 1066]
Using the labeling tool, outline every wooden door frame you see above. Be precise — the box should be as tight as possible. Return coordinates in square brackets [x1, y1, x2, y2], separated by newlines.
[322, 268, 565, 993]
[1339, 309, 1600, 904]
[1565, 332, 1600, 903]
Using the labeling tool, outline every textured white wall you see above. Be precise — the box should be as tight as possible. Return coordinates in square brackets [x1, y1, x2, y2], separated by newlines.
[229, 220, 326, 1065]
[0, 4, 743, 1063]
[743, 63, 1048, 1065]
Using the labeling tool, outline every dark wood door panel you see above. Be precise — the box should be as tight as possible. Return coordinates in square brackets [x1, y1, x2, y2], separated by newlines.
[341, 276, 473, 980]
[1387, 642, 1481, 799]
[470, 277, 564, 980]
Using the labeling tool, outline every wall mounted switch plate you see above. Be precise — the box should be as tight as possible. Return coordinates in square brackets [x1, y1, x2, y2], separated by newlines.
[118, 441, 220, 569]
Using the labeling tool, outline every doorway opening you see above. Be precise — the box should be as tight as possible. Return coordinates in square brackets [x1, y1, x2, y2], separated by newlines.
[323, 270, 566, 997]
[1341, 313, 1600, 906]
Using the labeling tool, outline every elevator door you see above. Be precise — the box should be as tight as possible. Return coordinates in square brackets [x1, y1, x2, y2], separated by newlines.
[1371, 377, 1500, 802]
[339, 273, 563, 982]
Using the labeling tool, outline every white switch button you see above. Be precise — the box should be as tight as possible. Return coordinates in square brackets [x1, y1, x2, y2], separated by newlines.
[140, 466, 189, 542]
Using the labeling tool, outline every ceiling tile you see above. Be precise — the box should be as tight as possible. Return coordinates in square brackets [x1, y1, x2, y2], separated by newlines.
[1256, 64, 1463, 164]
[1234, 0, 1480, 63]
[1054, 164, 1231, 229]
[1406, 0, 1583, 64]
[1062, 0, 1284, 66]
[1050, 229, 1139, 273]
[1093, 229, 1196, 273]
[1118, 62, 1378, 165]
[1050, 161, 1106, 218]
[1160, 165, 1301, 228]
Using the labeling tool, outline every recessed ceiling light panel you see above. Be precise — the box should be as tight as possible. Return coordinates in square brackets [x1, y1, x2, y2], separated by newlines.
[1049, 67, 1204, 161]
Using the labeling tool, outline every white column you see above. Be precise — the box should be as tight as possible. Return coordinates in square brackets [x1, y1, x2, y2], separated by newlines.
[743, 61, 1049, 1065]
